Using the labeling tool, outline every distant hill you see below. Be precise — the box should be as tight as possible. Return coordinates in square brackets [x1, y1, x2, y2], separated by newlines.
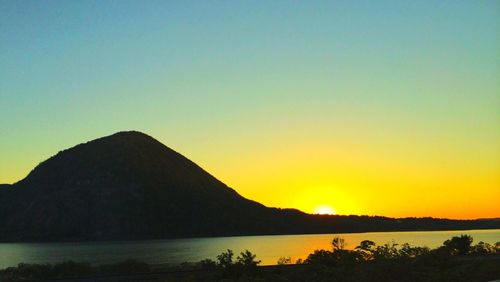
[0, 131, 498, 242]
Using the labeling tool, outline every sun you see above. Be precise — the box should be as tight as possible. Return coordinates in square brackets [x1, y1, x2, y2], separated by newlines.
[313, 205, 337, 215]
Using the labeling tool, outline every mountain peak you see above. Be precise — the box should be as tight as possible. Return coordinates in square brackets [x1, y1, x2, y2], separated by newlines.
[21, 131, 187, 188]
[89, 130, 159, 146]
[1, 131, 272, 241]
[105, 130, 153, 139]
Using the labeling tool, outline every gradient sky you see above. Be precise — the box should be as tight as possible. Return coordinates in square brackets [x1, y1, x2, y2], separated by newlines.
[1, 0, 499, 219]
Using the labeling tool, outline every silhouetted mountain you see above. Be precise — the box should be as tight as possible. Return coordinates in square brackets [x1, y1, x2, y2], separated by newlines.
[0, 131, 498, 242]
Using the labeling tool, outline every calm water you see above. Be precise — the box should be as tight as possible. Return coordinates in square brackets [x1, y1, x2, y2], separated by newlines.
[0, 229, 498, 268]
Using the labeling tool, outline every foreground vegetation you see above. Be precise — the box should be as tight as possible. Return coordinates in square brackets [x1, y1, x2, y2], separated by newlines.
[1, 235, 499, 281]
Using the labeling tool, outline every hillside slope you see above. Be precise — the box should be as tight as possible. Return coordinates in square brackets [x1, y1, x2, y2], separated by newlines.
[0, 131, 498, 242]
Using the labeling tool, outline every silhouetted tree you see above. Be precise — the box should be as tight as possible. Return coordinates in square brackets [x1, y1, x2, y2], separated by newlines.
[235, 250, 261, 275]
[216, 249, 234, 268]
[443, 234, 473, 255]
[470, 241, 496, 255]
[356, 240, 376, 260]
[332, 236, 346, 251]
[277, 257, 292, 265]
[373, 241, 399, 260]
[305, 249, 336, 266]
[399, 243, 430, 258]
[236, 250, 261, 267]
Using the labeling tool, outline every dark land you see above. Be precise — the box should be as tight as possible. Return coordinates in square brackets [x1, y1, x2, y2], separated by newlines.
[0, 131, 499, 242]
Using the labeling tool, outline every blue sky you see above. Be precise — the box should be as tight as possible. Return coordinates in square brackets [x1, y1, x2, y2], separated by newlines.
[1, 0, 498, 218]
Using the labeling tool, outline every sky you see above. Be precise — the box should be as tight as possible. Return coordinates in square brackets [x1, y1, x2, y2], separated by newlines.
[1, 0, 499, 219]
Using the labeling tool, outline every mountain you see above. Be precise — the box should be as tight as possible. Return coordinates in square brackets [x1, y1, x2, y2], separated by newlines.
[0, 131, 279, 241]
[0, 131, 498, 242]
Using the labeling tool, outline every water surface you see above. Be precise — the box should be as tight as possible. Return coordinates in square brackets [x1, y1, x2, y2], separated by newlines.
[0, 229, 498, 268]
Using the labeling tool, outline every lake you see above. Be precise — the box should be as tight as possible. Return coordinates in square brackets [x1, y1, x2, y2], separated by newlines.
[0, 229, 499, 268]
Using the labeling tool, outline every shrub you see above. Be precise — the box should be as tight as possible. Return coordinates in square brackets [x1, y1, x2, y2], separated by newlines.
[216, 249, 234, 269]
[443, 234, 473, 255]
[277, 257, 292, 265]
[197, 259, 217, 269]
[372, 241, 400, 260]
[332, 236, 346, 251]
[470, 241, 495, 255]
[305, 249, 336, 266]
[399, 243, 430, 258]
[236, 250, 261, 268]
[355, 240, 376, 260]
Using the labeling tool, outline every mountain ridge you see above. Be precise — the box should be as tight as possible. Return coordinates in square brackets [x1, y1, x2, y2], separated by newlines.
[0, 131, 498, 242]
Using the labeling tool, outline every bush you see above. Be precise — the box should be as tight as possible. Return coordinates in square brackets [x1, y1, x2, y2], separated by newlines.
[207, 249, 262, 279]
[277, 257, 292, 265]
[470, 241, 495, 255]
[236, 250, 261, 268]
[443, 234, 473, 255]
[216, 249, 234, 269]
[197, 258, 217, 269]
[399, 243, 430, 258]
[332, 236, 346, 251]
[305, 249, 336, 266]
[355, 240, 376, 260]
[372, 241, 400, 260]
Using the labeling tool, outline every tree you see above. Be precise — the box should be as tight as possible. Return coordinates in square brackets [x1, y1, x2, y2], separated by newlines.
[216, 249, 234, 268]
[277, 257, 292, 265]
[470, 241, 494, 255]
[332, 236, 346, 251]
[443, 234, 473, 255]
[355, 240, 376, 260]
[305, 249, 336, 266]
[399, 243, 430, 258]
[236, 250, 261, 268]
[373, 241, 399, 260]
